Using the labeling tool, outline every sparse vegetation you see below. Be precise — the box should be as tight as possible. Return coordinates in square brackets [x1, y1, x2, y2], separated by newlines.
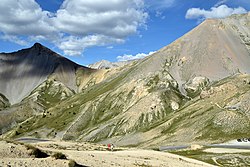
[68, 159, 86, 167]
[68, 160, 77, 167]
[171, 148, 250, 167]
[25, 144, 49, 158]
[170, 148, 216, 165]
[52, 152, 67, 159]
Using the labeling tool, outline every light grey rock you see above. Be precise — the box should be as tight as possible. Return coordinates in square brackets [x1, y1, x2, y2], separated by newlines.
[171, 101, 179, 111]
[185, 77, 209, 92]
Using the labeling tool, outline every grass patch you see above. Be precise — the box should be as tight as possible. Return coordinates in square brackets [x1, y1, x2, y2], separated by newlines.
[170, 149, 216, 165]
[146, 74, 160, 92]
[171, 148, 250, 167]
[19, 66, 135, 134]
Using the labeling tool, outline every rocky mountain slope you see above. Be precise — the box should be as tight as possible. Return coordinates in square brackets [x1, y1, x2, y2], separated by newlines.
[0, 43, 91, 104]
[0, 13, 250, 148]
[0, 93, 9, 110]
[126, 12, 250, 95]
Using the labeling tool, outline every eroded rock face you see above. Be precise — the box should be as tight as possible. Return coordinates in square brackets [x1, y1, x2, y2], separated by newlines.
[185, 77, 209, 92]
[0, 93, 9, 110]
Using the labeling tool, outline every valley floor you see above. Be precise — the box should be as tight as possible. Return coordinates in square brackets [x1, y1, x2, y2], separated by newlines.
[0, 139, 215, 167]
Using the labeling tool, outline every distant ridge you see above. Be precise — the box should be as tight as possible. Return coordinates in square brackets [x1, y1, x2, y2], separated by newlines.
[88, 59, 134, 69]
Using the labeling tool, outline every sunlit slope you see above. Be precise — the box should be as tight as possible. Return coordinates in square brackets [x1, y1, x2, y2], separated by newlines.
[127, 13, 250, 90]
[1, 13, 250, 148]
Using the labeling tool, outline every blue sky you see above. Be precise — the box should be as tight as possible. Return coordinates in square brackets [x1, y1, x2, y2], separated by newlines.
[0, 0, 249, 66]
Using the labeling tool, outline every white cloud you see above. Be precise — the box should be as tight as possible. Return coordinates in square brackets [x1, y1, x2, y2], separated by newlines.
[214, 0, 228, 7]
[145, 0, 174, 21]
[57, 35, 124, 56]
[0, 34, 29, 46]
[186, 5, 247, 20]
[145, 0, 175, 10]
[117, 51, 156, 61]
[54, 0, 147, 38]
[155, 11, 166, 19]
[0, 0, 55, 37]
[0, 0, 148, 56]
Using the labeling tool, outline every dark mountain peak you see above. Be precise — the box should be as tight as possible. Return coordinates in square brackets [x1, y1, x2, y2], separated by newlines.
[0, 42, 88, 105]
[32, 42, 46, 50]
[33, 42, 43, 48]
[30, 43, 87, 70]
[0, 43, 49, 55]
[31, 42, 51, 52]
[29, 43, 66, 60]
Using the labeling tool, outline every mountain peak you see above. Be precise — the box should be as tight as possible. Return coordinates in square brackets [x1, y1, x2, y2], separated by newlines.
[33, 42, 42, 47]
[31, 42, 47, 50]
[0, 42, 85, 104]
[30, 43, 59, 57]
